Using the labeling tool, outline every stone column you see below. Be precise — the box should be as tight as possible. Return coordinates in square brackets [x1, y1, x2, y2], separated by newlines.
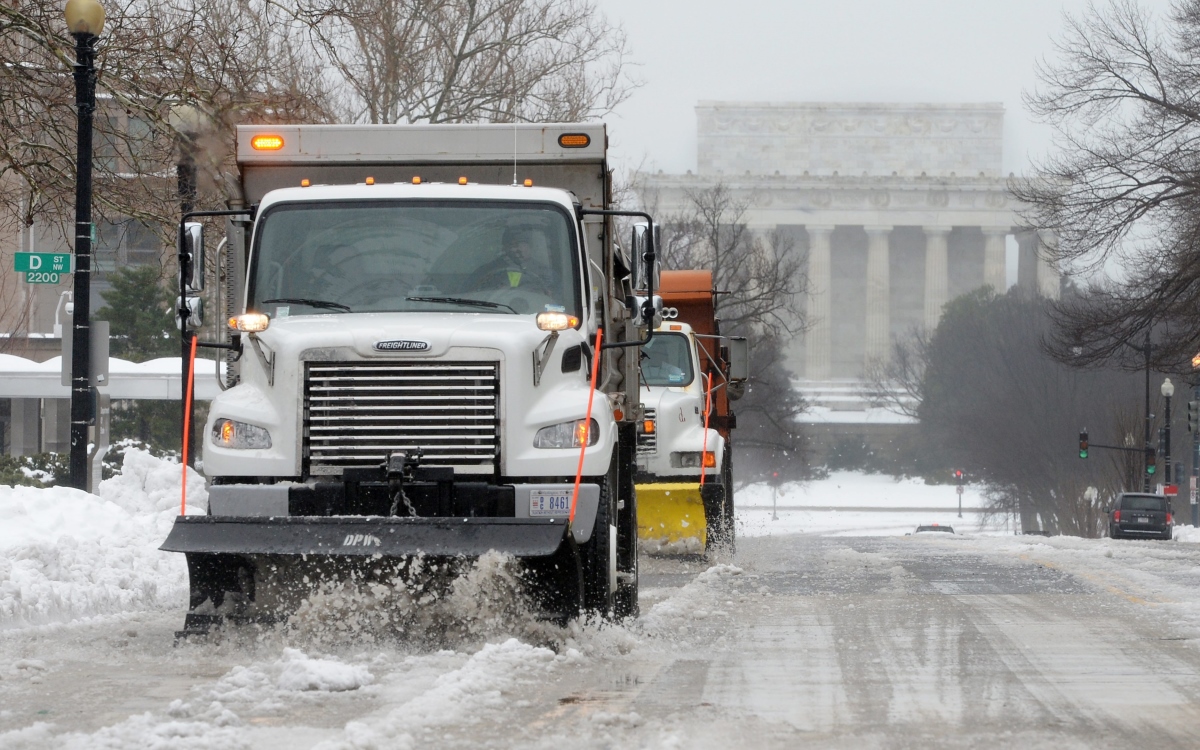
[804, 225, 834, 380]
[1015, 228, 1039, 293]
[1037, 231, 1061, 299]
[923, 226, 951, 330]
[982, 228, 1008, 292]
[864, 226, 891, 364]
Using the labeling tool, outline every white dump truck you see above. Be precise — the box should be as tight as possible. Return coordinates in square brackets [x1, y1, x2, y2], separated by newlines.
[635, 271, 747, 554]
[161, 124, 657, 634]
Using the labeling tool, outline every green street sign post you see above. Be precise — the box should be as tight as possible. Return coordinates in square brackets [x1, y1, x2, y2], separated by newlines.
[14, 252, 72, 284]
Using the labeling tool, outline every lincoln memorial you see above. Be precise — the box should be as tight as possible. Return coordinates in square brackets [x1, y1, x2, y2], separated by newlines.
[639, 102, 1054, 386]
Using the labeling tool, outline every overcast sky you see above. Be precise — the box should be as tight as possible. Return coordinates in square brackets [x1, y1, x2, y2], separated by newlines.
[598, 0, 1176, 176]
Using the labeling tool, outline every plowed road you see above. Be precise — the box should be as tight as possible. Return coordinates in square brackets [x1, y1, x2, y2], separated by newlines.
[4, 534, 1200, 749]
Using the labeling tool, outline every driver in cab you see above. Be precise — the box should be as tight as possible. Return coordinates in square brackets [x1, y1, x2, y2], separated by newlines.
[480, 226, 546, 289]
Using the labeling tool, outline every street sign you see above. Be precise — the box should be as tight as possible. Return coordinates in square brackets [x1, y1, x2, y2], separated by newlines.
[1165, 484, 1179, 496]
[14, 252, 72, 273]
[956, 485, 964, 495]
[23, 271, 65, 284]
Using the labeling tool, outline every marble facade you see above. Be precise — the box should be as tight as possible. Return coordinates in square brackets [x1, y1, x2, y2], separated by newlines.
[640, 102, 1056, 381]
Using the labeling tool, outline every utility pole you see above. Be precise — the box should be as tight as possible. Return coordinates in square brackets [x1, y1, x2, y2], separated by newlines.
[1143, 333, 1152, 492]
[1190, 354, 1200, 526]
[955, 469, 964, 518]
[771, 471, 779, 521]
[1162, 378, 1174, 490]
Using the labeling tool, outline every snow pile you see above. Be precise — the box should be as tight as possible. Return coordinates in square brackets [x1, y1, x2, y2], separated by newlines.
[0, 648, 374, 749]
[737, 471, 1001, 538]
[319, 639, 557, 750]
[0, 449, 205, 628]
[1172, 524, 1200, 543]
[277, 648, 374, 692]
[640, 564, 742, 635]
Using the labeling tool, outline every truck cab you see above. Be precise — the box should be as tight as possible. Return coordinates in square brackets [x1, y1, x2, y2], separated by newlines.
[635, 322, 725, 486]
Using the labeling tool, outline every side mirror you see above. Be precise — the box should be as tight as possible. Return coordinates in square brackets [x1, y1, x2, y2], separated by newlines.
[181, 221, 205, 291]
[728, 336, 749, 381]
[631, 222, 659, 293]
[630, 294, 663, 328]
[175, 295, 204, 330]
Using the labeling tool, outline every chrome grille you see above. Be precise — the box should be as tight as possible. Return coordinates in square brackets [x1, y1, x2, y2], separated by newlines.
[637, 408, 657, 455]
[305, 361, 499, 474]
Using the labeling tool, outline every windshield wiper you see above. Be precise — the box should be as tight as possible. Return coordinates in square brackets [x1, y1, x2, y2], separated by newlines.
[260, 298, 351, 312]
[406, 296, 516, 314]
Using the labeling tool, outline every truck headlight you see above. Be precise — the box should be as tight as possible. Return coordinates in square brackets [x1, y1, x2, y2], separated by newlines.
[211, 418, 272, 449]
[534, 418, 599, 449]
[673, 451, 716, 468]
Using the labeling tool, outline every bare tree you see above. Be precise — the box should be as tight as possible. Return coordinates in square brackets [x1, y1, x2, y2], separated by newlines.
[0, 0, 337, 344]
[658, 184, 806, 334]
[863, 326, 930, 420]
[0, 0, 334, 247]
[913, 287, 1146, 536]
[1014, 0, 1200, 372]
[291, 0, 636, 124]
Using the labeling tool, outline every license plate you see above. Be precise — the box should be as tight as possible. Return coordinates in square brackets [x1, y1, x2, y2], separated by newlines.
[1137, 517, 1150, 524]
[529, 489, 572, 517]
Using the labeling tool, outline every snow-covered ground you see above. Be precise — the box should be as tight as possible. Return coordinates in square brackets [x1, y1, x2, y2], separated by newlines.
[5, 455, 1200, 748]
[738, 471, 997, 537]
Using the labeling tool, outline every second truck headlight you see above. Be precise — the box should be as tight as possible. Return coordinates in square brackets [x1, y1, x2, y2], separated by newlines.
[533, 418, 599, 449]
[673, 451, 717, 468]
[211, 418, 272, 449]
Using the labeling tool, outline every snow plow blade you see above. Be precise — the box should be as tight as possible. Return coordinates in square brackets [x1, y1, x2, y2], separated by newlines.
[161, 515, 571, 557]
[637, 482, 708, 554]
[161, 516, 581, 637]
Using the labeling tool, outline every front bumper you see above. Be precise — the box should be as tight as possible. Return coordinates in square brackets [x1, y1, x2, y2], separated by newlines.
[205, 478, 600, 543]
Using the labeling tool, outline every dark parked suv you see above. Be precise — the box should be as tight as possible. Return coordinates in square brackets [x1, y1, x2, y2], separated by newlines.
[1108, 493, 1172, 540]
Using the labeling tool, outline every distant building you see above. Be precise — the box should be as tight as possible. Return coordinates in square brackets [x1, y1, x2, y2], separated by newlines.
[639, 102, 1056, 463]
[642, 101, 1056, 380]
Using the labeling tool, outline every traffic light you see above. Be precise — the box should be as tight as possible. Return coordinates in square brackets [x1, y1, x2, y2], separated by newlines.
[1189, 401, 1199, 433]
[1079, 431, 1088, 459]
[954, 469, 963, 484]
[1146, 446, 1157, 475]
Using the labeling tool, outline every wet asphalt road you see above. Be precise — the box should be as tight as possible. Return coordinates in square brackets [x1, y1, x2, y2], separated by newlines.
[504, 535, 1200, 749]
[5, 534, 1200, 749]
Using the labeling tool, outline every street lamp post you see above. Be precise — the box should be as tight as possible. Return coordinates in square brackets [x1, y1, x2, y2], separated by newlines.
[1192, 368, 1200, 526]
[1129, 333, 1153, 492]
[65, 0, 105, 491]
[1162, 378, 1174, 491]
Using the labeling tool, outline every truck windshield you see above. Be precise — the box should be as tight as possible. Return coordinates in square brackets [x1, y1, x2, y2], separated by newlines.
[248, 200, 580, 317]
[641, 333, 695, 386]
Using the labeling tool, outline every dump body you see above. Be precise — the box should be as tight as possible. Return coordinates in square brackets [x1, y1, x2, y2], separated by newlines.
[164, 124, 648, 633]
[634, 271, 744, 554]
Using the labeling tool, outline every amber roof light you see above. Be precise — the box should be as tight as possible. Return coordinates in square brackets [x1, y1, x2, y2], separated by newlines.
[558, 133, 591, 148]
[250, 134, 285, 151]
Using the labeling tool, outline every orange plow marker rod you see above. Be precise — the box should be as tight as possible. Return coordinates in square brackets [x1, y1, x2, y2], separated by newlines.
[700, 372, 713, 487]
[570, 328, 604, 526]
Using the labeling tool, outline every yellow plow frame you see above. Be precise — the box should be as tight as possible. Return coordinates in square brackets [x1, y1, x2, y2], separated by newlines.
[636, 482, 707, 554]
